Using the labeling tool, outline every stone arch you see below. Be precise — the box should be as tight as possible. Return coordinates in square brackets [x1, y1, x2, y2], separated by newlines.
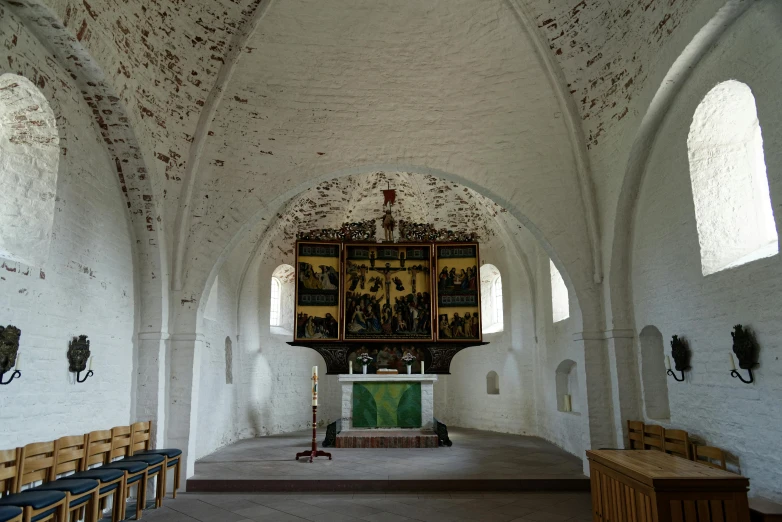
[0, 73, 59, 266]
[555, 359, 578, 413]
[639, 326, 670, 420]
[486, 371, 500, 395]
[480, 264, 503, 333]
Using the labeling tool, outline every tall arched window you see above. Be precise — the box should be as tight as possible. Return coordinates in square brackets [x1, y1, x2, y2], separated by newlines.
[0, 74, 59, 266]
[480, 264, 503, 333]
[550, 260, 569, 323]
[688, 81, 778, 275]
[270, 264, 295, 332]
[269, 277, 282, 326]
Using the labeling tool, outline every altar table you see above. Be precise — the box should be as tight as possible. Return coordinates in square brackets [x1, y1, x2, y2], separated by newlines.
[339, 374, 437, 429]
[587, 450, 750, 522]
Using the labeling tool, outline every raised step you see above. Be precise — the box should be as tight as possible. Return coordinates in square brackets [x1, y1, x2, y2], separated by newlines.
[335, 429, 439, 448]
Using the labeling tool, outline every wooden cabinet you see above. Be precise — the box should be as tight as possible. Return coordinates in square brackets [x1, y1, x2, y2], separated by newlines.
[587, 450, 750, 522]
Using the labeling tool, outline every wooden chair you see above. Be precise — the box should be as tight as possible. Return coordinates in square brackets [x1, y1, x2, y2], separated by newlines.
[54, 435, 123, 522]
[102, 426, 156, 520]
[0, 506, 23, 522]
[19, 441, 99, 522]
[642, 424, 664, 451]
[663, 429, 691, 459]
[87, 430, 146, 521]
[627, 420, 644, 449]
[0, 447, 67, 522]
[130, 421, 182, 499]
[693, 445, 727, 470]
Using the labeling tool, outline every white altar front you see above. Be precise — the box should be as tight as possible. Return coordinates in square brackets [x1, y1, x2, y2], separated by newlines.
[339, 374, 438, 429]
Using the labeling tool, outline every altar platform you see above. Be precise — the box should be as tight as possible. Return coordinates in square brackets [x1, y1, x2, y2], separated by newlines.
[187, 427, 589, 493]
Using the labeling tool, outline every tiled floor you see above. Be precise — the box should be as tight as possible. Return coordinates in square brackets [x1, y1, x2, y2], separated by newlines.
[190, 428, 585, 483]
[138, 491, 594, 521]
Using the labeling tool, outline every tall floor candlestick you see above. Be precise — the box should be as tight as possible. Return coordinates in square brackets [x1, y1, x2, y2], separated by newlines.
[296, 368, 331, 462]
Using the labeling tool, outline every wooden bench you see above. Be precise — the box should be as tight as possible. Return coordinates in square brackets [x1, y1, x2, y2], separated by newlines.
[750, 497, 782, 522]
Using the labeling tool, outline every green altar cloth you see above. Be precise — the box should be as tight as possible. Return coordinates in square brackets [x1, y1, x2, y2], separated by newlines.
[352, 382, 422, 428]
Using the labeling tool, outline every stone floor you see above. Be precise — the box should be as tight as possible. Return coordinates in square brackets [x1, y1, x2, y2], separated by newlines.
[137, 491, 594, 521]
[190, 428, 585, 484]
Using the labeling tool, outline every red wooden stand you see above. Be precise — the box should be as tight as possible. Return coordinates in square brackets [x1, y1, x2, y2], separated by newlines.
[296, 406, 332, 462]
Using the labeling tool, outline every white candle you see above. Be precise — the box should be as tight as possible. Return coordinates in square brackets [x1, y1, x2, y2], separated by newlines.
[665, 356, 671, 370]
[730, 353, 737, 371]
[312, 366, 318, 406]
[89, 356, 93, 371]
[421, 361, 425, 375]
[348, 362, 353, 374]
[15, 353, 21, 370]
[564, 394, 572, 412]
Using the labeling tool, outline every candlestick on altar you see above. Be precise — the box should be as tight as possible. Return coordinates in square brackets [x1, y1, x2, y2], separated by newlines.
[296, 366, 331, 463]
[730, 353, 737, 371]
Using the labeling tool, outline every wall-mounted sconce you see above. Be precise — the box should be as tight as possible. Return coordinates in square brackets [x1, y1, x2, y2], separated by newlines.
[730, 324, 757, 384]
[67, 335, 93, 383]
[666, 335, 690, 382]
[0, 325, 22, 385]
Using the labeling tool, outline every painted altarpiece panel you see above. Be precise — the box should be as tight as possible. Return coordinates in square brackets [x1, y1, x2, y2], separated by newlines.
[294, 241, 341, 342]
[435, 243, 482, 342]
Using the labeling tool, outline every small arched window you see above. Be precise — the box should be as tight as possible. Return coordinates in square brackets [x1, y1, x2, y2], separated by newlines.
[0, 74, 59, 266]
[270, 264, 295, 332]
[270, 277, 282, 326]
[550, 260, 569, 323]
[486, 371, 500, 395]
[688, 81, 778, 275]
[480, 264, 503, 333]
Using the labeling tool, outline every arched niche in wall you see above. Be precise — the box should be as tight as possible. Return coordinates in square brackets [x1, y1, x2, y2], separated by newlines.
[0, 73, 59, 266]
[639, 325, 670, 420]
[225, 336, 233, 384]
[270, 264, 295, 334]
[480, 264, 503, 333]
[688, 80, 778, 275]
[486, 371, 500, 395]
[555, 359, 579, 413]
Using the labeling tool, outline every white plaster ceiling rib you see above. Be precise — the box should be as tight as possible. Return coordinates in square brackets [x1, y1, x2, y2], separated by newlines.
[505, 0, 602, 285]
[5, 0, 168, 330]
[608, 0, 752, 329]
[172, 0, 277, 291]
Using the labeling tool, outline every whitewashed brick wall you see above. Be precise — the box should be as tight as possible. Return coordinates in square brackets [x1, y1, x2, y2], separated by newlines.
[0, 9, 135, 447]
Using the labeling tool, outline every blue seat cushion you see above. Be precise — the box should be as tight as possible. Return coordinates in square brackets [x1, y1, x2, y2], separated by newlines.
[0, 506, 22, 522]
[136, 448, 182, 458]
[104, 460, 147, 473]
[123, 453, 165, 465]
[99, 483, 120, 495]
[65, 468, 124, 483]
[35, 479, 97, 496]
[0, 490, 65, 510]
[32, 509, 56, 522]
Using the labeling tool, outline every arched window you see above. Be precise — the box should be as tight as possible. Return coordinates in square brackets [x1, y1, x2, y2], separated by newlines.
[480, 264, 503, 333]
[0, 74, 59, 266]
[204, 276, 219, 320]
[555, 359, 578, 413]
[688, 81, 778, 275]
[550, 260, 569, 323]
[270, 264, 295, 332]
[486, 371, 500, 395]
[225, 336, 233, 384]
[269, 277, 282, 326]
[639, 325, 670, 420]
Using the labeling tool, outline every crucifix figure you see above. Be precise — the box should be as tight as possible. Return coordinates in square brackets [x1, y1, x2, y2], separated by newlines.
[407, 264, 426, 294]
[370, 262, 406, 306]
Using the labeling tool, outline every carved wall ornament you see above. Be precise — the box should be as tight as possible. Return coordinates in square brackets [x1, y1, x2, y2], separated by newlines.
[398, 220, 478, 243]
[667, 335, 690, 382]
[0, 325, 22, 384]
[67, 335, 91, 373]
[297, 219, 377, 242]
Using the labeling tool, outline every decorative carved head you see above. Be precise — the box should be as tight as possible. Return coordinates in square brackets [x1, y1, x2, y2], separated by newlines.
[669, 335, 690, 372]
[0, 325, 21, 374]
[67, 335, 91, 373]
[731, 324, 757, 370]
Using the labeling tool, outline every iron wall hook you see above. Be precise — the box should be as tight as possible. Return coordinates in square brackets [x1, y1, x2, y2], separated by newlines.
[730, 368, 754, 384]
[0, 369, 21, 385]
[666, 368, 685, 382]
[75, 370, 94, 383]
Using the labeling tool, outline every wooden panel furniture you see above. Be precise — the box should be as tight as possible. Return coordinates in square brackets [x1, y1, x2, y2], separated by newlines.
[749, 497, 782, 522]
[663, 429, 691, 460]
[588, 450, 750, 522]
[693, 445, 728, 470]
[628, 420, 644, 449]
[642, 424, 664, 451]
